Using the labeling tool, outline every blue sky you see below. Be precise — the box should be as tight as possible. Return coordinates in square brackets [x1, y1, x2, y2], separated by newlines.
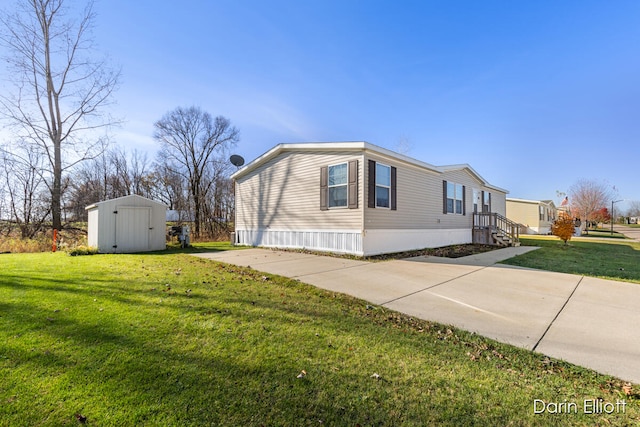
[4, 0, 640, 210]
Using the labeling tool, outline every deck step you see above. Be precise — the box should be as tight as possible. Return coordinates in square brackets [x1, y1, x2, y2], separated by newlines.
[474, 212, 521, 247]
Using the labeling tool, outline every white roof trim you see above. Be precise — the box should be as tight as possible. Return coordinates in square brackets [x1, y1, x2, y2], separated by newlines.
[231, 142, 507, 193]
[507, 197, 557, 207]
[507, 197, 542, 204]
[231, 141, 443, 180]
[85, 194, 168, 210]
[439, 164, 508, 194]
[362, 142, 441, 173]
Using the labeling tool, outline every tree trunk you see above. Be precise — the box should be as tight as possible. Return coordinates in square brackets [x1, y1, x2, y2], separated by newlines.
[192, 189, 201, 238]
[52, 142, 62, 231]
[1, 0, 119, 234]
[42, 2, 62, 231]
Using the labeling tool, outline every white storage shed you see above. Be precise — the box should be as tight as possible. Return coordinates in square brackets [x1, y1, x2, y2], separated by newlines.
[86, 195, 168, 253]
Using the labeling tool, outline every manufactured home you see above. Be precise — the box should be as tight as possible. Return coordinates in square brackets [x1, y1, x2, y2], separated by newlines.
[506, 198, 557, 234]
[86, 195, 168, 253]
[232, 142, 517, 256]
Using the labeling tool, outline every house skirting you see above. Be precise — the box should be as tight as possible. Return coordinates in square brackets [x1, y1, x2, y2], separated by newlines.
[533, 226, 551, 235]
[235, 228, 471, 257]
[362, 228, 471, 256]
[522, 226, 551, 235]
[234, 229, 364, 255]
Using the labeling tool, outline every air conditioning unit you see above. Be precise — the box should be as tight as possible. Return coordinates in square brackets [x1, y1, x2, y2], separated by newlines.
[168, 225, 190, 248]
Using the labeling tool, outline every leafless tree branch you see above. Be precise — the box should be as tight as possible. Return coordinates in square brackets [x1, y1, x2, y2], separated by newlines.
[0, 0, 121, 230]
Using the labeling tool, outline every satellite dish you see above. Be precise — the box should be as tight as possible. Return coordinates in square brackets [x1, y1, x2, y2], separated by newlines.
[230, 154, 245, 167]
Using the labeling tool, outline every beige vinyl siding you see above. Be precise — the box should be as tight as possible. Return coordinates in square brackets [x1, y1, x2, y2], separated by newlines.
[364, 159, 507, 230]
[506, 199, 556, 234]
[364, 153, 440, 229]
[235, 151, 363, 231]
[506, 199, 539, 227]
[491, 191, 507, 216]
[440, 168, 506, 227]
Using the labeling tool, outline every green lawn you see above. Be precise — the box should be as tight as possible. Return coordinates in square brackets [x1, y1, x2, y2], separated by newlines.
[580, 229, 627, 239]
[1, 247, 639, 426]
[502, 236, 640, 284]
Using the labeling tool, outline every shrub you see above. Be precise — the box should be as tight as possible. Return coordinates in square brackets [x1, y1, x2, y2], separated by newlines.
[551, 214, 575, 245]
[0, 237, 50, 253]
[0, 225, 88, 253]
[67, 246, 99, 256]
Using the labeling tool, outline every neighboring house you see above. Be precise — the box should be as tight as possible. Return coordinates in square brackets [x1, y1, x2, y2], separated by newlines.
[506, 198, 557, 234]
[232, 142, 514, 256]
[86, 195, 168, 253]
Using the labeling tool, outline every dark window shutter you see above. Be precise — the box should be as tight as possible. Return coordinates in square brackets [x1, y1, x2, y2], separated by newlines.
[462, 185, 466, 216]
[391, 166, 397, 210]
[488, 192, 492, 213]
[481, 190, 486, 213]
[320, 166, 328, 211]
[442, 180, 448, 214]
[368, 160, 376, 208]
[348, 160, 358, 209]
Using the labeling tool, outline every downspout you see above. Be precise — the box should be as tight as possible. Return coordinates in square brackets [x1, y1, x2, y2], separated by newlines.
[360, 152, 366, 256]
[232, 179, 237, 245]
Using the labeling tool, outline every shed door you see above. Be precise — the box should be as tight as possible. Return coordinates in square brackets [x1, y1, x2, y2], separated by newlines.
[87, 209, 99, 248]
[115, 206, 151, 253]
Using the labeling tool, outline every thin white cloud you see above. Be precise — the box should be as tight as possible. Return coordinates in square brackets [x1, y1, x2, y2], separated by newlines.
[224, 90, 319, 141]
[113, 128, 156, 151]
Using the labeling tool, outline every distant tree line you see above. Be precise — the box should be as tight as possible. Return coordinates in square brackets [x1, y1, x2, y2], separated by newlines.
[0, 1, 239, 241]
[1, 106, 238, 240]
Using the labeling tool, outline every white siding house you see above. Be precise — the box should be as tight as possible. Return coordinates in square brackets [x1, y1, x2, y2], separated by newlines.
[232, 142, 510, 256]
[86, 195, 168, 253]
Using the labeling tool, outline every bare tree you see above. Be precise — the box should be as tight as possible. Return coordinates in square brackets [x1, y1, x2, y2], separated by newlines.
[569, 179, 616, 231]
[129, 149, 151, 196]
[65, 145, 153, 220]
[66, 155, 109, 221]
[1, 143, 51, 238]
[0, 0, 120, 231]
[154, 106, 239, 238]
[0, 151, 7, 223]
[104, 146, 152, 198]
[150, 164, 188, 213]
[201, 160, 235, 237]
[626, 200, 640, 218]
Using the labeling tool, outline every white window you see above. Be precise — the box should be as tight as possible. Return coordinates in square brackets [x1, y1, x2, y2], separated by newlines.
[447, 182, 464, 214]
[375, 163, 391, 208]
[328, 163, 348, 208]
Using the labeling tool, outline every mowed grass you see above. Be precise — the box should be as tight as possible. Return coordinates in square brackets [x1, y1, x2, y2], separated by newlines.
[579, 229, 627, 239]
[1, 249, 639, 426]
[501, 236, 640, 284]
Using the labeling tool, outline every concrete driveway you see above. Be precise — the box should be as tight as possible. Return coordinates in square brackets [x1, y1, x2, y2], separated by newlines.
[194, 246, 640, 384]
[614, 224, 640, 242]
